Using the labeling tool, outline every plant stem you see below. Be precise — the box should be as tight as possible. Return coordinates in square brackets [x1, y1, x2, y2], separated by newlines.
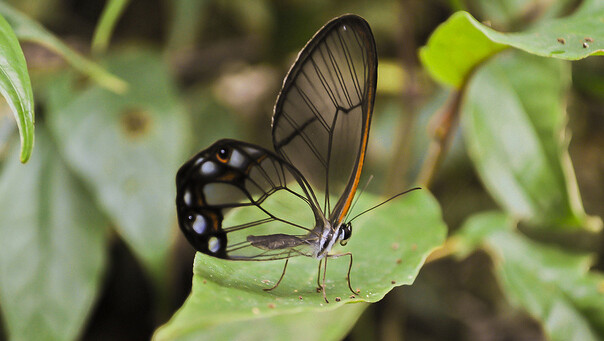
[415, 87, 464, 188]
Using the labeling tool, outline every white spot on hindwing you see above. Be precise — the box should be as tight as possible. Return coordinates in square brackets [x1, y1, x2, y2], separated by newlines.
[243, 146, 261, 157]
[201, 161, 218, 175]
[208, 236, 220, 253]
[191, 214, 207, 234]
[183, 190, 193, 206]
[229, 149, 246, 168]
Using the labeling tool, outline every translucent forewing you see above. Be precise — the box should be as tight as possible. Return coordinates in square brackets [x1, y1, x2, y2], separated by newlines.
[272, 14, 377, 225]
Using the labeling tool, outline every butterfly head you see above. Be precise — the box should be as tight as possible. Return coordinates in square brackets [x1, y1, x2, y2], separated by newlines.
[338, 222, 352, 246]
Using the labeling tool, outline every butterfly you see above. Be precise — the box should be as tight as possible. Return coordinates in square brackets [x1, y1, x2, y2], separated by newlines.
[176, 14, 386, 303]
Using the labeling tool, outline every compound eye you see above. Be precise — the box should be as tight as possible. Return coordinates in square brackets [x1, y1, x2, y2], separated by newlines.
[216, 147, 230, 163]
[339, 223, 352, 246]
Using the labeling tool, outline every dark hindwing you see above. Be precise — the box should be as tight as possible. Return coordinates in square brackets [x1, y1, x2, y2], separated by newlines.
[272, 14, 377, 224]
[176, 139, 323, 260]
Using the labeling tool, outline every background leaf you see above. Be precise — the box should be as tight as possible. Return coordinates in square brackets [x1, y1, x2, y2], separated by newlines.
[420, 0, 604, 88]
[456, 211, 604, 340]
[461, 51, 596, 230]
[46, 50, 190, 280]
[0, 128, 108, 340]
[0, 12, 34, 162]
[155, 189, 447, 339]
[0, 2, 127, 93]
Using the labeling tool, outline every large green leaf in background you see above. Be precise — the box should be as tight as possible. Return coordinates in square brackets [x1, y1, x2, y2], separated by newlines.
[0, 129, 108, 341]
[0, 2, 127, 93]
[46, 50, 190, 280]
[461, 52, 597, 230]
[456, 212, 604, 341]
[420, 0, 604, 88]
[155, 190, 446, 340]
[0, 12, 34, 163]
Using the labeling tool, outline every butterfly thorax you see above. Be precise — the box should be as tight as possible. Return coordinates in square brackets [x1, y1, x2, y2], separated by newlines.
[312, 219, 352, 259]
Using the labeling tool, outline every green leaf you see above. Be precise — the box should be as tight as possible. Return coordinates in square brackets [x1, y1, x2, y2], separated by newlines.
[0, 128, 108, 341]
[419, 11, 508, 88]
[155, 190, 447, 339]
[0, 12, 34, 163]
[156, 303, 367, 341]
[461, 52, 597, 230]
[457, 212, 604, 340]
[91, 0, 131, 55]
[46, 50, 190, 280]
[0, 2, 127, 93]
[420, 0, 604, 88]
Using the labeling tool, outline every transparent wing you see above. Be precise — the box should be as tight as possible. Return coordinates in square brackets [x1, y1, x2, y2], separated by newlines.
[271, 14, 377, 225]
[176, 139, 324, 260]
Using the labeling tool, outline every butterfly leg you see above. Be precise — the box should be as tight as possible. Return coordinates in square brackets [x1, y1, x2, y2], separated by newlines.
[263, 254, 290, 292]
[316, 259, 323, 293]
[321, 256, 329, 303]
[327, 252, 358, 296]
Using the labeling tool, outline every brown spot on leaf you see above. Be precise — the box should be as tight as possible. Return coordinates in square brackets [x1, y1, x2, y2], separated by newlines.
[120, 107, 152, 138]
[557, 37, 565, 44]
[267, 303, 276, 309]
[585, 37, 594, 42]
[335, 297, 341, 302]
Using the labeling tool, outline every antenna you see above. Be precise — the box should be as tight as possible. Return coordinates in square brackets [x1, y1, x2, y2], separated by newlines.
[344, 175, 374, 222]
[348, 187, 422, 223]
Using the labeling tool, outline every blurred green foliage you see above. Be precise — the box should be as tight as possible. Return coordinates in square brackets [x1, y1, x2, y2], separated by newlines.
[0, 0, 603, 340]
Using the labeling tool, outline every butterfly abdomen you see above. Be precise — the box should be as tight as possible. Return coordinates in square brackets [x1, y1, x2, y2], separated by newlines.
[247, 234, 306, 251]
